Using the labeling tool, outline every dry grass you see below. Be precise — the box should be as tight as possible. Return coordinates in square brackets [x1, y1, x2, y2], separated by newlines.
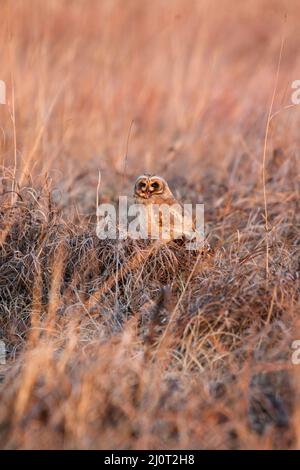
[0, 0, 300, 449]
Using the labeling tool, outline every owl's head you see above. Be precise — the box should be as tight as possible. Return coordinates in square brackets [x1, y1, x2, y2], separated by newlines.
[134, 174, 172, 200]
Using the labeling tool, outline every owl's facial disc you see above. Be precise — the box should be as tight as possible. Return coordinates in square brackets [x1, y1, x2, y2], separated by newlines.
[134, 175, 166, 199]
[135, 178, 151, 198]
[149, 178, 164, 194]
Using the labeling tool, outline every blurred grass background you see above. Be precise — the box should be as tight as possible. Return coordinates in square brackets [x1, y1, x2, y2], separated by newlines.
[0, 0, 299, 202]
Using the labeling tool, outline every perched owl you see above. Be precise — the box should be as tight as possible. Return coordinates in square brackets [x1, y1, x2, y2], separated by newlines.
[133, 174, 196, 243]
[134, 174, 177, 206]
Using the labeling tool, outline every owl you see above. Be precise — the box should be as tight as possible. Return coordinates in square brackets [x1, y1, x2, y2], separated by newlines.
[133, 174, 196, 242]
[134, 174, 177, 206]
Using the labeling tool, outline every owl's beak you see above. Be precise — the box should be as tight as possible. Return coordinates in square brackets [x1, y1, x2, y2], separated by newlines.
[144, 189, 151, 198]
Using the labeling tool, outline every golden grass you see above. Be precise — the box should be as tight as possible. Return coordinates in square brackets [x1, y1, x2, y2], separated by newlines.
[0, 0, 300, 449]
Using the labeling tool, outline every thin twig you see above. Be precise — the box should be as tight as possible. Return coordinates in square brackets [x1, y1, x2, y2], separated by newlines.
[262, 36, 284, 280]
[10, 72, 17, 206]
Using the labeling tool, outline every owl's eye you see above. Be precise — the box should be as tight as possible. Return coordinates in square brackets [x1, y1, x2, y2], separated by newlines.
[150, 181, 160, 190]
[138, 181, 147, 190]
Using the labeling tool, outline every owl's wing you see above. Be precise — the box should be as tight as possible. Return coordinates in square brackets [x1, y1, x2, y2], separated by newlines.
[157, 201, 188, 240]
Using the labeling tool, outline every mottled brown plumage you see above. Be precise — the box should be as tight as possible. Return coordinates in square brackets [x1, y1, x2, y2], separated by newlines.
[133, 174, 194, 241]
